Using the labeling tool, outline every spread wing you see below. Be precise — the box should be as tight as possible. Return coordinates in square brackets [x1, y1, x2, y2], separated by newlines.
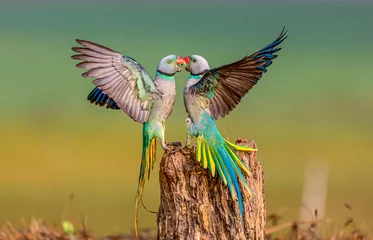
[71, 39, 159, 123]
[188, 27, 287, 120]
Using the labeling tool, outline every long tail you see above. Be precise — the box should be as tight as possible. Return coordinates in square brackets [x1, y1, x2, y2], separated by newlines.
[196, 134, 257, 216]
[135, 122, 157, 237]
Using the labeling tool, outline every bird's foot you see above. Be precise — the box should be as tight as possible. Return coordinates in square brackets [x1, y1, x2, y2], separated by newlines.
[166, 147, 182, 155]
[162, 146, 170, 152]
[161, 142, 171, 152]
[166, 147, 190, 156]
[193, 170, 203, 175]
[163, 142, 183, 155]
[179, 144, 192, 155]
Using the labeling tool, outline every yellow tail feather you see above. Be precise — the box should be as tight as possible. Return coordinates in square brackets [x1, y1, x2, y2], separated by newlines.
[223, 138, 258, 152]
[206, 144, 216, 177]
[135, 137, 157, 238]
[197, 136, 226, 183]
[210, 146, 227, 184]
[202, 140, 208, 168]
[225, 145, 252, 176]
[150, 138, 156, 170]
[197, 136, 202, 162]
[196, 136, 253, 196]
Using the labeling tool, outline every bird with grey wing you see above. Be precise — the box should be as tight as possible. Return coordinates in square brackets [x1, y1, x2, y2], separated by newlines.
[182, 28, 287, 217]
[70, 40, 186, 236]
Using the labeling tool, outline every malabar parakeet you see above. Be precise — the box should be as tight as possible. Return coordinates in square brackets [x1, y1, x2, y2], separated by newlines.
[182, 28, 287, 216]
[71, 39, 186, 235]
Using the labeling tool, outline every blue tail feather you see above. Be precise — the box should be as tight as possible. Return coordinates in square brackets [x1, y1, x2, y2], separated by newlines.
[215, 148, 234, 196]
[197, 112, 256, 217]
[217, 148, 244, 215]
[199, 136, 248, 217]
[225, 145, 250, 190]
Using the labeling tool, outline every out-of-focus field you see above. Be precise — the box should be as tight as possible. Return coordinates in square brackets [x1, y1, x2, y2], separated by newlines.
[0, 2, 372, 236]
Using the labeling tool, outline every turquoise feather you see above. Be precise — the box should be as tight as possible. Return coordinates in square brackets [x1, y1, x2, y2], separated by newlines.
[195, 112, 254, 215]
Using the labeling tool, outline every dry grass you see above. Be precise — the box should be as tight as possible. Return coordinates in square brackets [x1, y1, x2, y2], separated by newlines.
[0, 196, 370, 240]
[1, 213, 371, 240]
[0, 219, 156, 240]
[266, 206, 372, 240]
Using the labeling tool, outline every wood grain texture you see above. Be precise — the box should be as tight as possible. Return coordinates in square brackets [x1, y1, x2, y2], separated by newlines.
[157, 139, 265, 240]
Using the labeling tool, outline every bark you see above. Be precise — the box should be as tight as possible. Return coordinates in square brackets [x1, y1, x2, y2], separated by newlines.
[157, 139, 265, 240]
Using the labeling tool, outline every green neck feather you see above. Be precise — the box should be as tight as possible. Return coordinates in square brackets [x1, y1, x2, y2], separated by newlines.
[189, 74, 203, 79]
[156, 71, 175, 81]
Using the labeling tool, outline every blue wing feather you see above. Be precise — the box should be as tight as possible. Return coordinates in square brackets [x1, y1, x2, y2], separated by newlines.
[87, 87, 120, 109]
[251, 27, 287, 73]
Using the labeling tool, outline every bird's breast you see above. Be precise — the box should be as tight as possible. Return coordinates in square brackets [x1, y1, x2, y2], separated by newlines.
[149, 79, 176, 121]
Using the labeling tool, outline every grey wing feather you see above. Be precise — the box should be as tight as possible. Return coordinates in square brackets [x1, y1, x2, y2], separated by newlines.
[72, 39, 159, 123]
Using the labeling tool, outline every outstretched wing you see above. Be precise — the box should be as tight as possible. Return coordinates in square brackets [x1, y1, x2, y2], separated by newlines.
[71, 39, 159, 123]
[188, 27, 287, 120]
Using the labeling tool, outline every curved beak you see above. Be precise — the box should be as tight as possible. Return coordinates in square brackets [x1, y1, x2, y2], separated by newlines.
[183, 56, 190, 72]
[176, 56, 186, 72]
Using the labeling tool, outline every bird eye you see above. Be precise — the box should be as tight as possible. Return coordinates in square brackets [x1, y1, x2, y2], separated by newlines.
[167, 59, 172, 64]
[192, 59, 197, 63]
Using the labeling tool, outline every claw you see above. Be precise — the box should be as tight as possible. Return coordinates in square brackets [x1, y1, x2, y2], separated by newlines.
[163, 146, 180, 156]
[161, 143, 169, 151]
[169, 149, 179, 155]
[193, 170, 203, 175]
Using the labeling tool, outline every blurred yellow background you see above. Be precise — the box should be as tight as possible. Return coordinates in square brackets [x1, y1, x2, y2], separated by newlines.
[0, 1, 372, 235]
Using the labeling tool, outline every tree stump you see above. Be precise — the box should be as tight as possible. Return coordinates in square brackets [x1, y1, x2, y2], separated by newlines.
[157, 138, 266, 240]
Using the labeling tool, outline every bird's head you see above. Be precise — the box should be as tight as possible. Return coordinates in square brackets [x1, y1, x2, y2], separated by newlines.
[183, 55, 210, 75]
[157, 55, 186, 76]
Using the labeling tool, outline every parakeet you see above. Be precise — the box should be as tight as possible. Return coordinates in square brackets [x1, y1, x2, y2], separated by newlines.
[183, 28, 287, 216]
[71, 39, 186, 235]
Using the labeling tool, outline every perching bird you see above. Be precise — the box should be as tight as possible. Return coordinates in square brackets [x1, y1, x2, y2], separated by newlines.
[183, 28, 287, 216]
[71, 39, 186, 236]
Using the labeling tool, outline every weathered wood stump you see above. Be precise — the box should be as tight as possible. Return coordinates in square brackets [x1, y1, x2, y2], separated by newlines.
[157, 139, 265, 240]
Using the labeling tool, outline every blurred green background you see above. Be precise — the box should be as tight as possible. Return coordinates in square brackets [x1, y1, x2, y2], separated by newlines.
[1, 1, 372, 235]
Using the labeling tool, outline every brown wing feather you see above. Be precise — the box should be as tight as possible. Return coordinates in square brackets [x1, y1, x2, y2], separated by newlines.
[188, 28, 287, 120]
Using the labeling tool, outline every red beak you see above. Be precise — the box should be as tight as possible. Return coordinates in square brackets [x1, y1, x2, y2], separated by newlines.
[176, 56, 186, 65]
[183, 56, 189, 63]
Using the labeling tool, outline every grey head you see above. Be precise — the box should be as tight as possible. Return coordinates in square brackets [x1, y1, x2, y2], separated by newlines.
[157, 55, 186, 76]
[184, 54, 210, 75]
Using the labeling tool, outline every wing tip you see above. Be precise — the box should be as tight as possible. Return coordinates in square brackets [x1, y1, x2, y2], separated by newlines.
[279, 26, 288, 37]
[82, 71, 90, 77]
[75, 39, 89, 46]
[277, 26, 288, 43]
